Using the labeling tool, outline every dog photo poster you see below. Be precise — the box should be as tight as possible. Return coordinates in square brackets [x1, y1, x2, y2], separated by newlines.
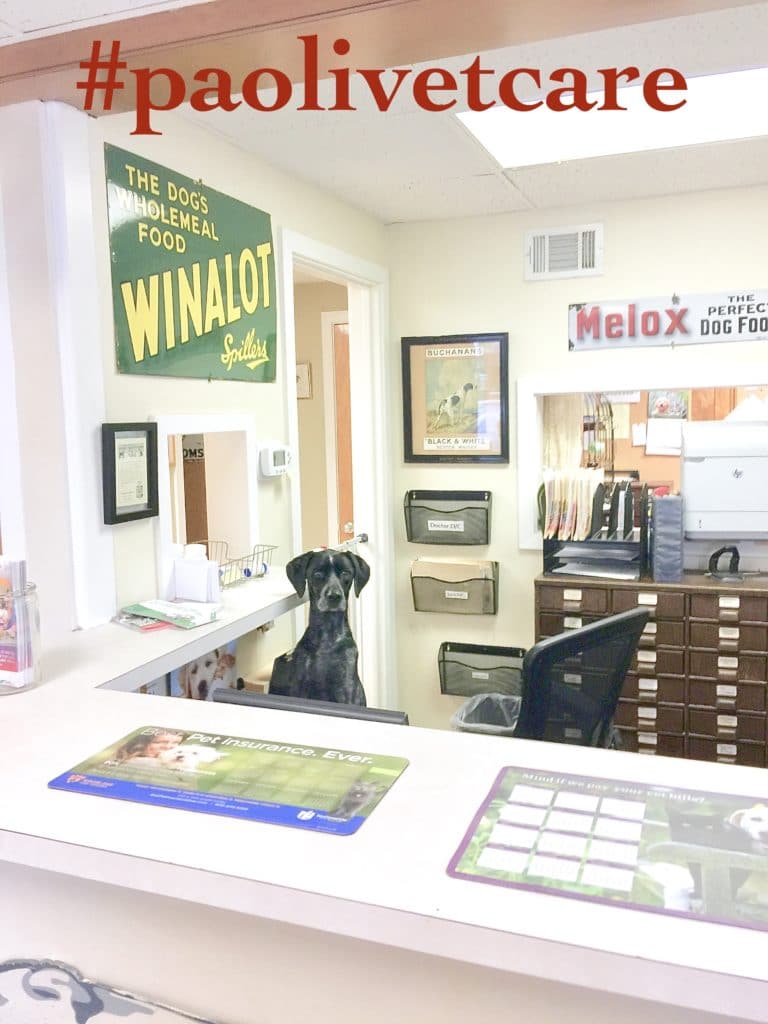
[449, 765, 768, 932]
[402, 333, 508, 463]
[169, 641, 237, 701]
[48, 725, 409, 836]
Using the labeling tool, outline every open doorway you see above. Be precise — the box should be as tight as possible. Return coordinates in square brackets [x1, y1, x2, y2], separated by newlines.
[292, 275, 354, 549]
[278, 230, 394, 711]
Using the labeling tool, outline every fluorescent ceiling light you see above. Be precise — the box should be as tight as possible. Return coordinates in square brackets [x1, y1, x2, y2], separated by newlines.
[457, 67, 768, 168]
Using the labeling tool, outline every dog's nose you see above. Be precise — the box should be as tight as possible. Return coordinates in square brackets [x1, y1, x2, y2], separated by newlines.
[326, 589, 343, 604]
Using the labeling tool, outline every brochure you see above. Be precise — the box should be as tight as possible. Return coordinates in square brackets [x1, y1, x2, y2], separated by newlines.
[49, 725, 409, 836]
[448, 766, 768, 931]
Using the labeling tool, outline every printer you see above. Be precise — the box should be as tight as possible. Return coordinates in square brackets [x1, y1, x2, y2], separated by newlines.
[681, 420, 768, 538]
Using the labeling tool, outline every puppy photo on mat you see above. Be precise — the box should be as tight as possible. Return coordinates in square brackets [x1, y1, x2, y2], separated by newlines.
[270, 548, 370, 705]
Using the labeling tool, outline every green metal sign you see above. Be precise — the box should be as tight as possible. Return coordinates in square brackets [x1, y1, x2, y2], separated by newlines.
[105, 144, 276, 381]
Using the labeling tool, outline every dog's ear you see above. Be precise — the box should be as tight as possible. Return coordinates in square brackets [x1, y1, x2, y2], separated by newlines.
[347, 552, 371, 596]
[286, 550, 316, 597]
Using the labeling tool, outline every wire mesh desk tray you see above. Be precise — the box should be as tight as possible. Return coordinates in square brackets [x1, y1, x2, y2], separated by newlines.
[404, 490, 492, 545]
[439, 641, 524, 697]
[219, 544, 277, 587]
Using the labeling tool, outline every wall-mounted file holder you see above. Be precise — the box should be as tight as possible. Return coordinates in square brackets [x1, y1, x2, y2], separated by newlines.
[438, 641, 524, 696]
[410, 558, 498, 614]
[404, 490, 492, 545]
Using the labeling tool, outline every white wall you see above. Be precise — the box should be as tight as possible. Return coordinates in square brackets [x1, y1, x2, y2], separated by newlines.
[388, 185, 768, 729]
[1, 99, 386, 658]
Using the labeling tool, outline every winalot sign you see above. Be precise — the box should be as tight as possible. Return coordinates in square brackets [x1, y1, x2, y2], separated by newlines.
[569, 290, 768, 351]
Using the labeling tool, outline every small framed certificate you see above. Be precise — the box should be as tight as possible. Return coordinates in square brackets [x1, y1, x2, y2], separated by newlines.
[101, 422, 159, 524]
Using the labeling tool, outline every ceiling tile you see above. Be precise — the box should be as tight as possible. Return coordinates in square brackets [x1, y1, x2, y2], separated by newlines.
[339, 172, 530, 224]
[505, 138, 768, 209]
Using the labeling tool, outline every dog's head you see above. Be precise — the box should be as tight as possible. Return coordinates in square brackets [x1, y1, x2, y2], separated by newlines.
[286, 549, 370, 612]
[158, 744, 224, 770]
[728, 804, 768, 846]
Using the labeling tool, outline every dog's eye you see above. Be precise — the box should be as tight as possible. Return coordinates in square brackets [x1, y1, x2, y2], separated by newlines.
[190, 666, 197, 675]
[340, 571, 352, 581]
[312, 570, 324, 579]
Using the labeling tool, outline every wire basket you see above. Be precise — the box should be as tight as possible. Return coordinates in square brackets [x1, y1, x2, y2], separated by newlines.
[190, 539, 230, 564]
[219, 544, 277, 588]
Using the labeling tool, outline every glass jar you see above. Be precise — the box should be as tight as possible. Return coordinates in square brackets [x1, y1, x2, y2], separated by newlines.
[0, 582, 41, 695]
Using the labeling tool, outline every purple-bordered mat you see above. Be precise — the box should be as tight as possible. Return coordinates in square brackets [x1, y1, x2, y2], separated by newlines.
[447, 765, 768, 931]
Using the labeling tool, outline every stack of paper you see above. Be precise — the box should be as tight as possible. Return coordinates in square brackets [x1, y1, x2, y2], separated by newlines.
[173, 557, 220, 603]
[542, 469, 604, 541]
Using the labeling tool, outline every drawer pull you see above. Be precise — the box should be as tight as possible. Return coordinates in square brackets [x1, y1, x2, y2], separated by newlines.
[637, 651, 657, 664]
[638, 593, 658, 607]
[563, 616, 582, 629]
[563, 588, 582, 602]
[719, 596, 740, 610]
[642, 622, 658, 636]
[719, 626, 740, 641]
[717, 714, 738, 730]
[718, 656, 739, 670]
[717, 742, 737, 756]
[638, 733, 658, 745]
[716, 684, 738, 698]
[638, 707, 657, 721]
[638, 678, 658, 693]
[564, 672, 582, 685]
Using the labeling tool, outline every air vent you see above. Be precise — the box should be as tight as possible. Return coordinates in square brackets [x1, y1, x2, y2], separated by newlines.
[525, 224, 603, 281]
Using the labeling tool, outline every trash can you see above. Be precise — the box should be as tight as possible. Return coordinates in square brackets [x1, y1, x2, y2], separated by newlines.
[450, 692, 523, 736]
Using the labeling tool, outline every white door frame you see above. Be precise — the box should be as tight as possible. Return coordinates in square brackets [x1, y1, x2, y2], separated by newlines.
[276, 229, 395, 711]
[321, 309, 349, 544]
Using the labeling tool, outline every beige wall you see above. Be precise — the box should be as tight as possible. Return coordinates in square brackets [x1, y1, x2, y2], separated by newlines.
[293, 281, 348, 550]
[388, 184, 768, 729]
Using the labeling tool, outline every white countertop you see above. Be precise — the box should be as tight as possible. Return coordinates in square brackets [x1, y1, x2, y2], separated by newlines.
[2, 573, 768, 1019]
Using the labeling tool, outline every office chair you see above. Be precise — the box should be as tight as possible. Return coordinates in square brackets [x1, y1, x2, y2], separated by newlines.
[514, 607, 650, 746]
[454, 608, 649, 748]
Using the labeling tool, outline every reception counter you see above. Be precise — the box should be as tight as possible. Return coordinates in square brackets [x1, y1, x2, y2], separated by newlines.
[2, 573, 767, 1023]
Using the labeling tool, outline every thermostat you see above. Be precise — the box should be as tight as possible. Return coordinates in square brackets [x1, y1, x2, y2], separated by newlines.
[260, 444, 292, 477]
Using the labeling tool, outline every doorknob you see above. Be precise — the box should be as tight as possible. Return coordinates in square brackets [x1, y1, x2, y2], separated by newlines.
[343, 521, 354, 533]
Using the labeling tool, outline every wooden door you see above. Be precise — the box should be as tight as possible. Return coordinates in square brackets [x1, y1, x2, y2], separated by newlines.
[182, 434, 208, 544]
[334, 323, 354, 544]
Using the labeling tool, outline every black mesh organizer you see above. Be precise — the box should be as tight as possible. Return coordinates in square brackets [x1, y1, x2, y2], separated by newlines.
[410, 560, 498, 614]
[404, 490, 491, 545]
[438, 642, 525, 697]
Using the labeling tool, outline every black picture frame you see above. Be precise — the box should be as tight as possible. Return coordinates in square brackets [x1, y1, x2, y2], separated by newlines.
[401, 333, 509, 463]
[101, 422, 159, 525]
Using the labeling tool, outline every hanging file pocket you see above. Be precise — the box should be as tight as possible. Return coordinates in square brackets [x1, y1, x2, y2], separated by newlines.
[410, 559, 499, 614]
[404, 490, 492, 545]
[438, 642, 525, 697]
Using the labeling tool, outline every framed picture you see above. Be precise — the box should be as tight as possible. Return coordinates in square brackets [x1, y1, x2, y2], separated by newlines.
[401, 333, 509, 463]
[101, 422, 159, 524]
[296, 361, 312, 399]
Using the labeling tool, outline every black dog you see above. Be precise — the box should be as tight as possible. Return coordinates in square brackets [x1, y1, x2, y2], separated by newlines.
[270, 549, 370, 706]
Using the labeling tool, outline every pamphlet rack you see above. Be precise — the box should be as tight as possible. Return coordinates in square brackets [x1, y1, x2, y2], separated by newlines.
[404, 490, 491, 545]
[438, 641, 525, 697]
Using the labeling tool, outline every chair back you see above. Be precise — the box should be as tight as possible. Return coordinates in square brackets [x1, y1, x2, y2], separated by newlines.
[514, 608, 650, 746]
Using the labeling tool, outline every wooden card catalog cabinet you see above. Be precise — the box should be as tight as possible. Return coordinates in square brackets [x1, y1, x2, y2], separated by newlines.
[535, 574, 768, 767]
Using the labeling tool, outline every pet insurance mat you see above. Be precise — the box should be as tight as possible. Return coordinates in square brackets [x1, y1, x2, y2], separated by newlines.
[48, 725, 408, 836]
[448, 766, 768, 931]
